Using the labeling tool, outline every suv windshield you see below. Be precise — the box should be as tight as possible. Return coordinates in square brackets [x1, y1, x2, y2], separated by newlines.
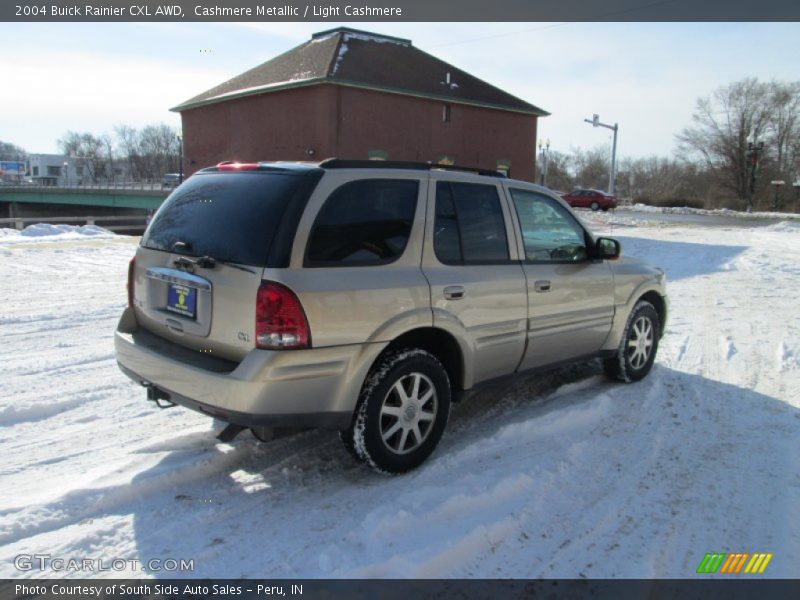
[142, 171, 318, 267]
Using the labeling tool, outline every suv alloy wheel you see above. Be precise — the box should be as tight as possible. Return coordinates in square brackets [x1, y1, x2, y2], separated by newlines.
[604, 301, 660, 382]
[345, 349, 451, 473]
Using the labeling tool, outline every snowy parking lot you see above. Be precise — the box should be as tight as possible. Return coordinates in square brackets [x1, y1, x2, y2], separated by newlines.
[0, 213, 798, 579]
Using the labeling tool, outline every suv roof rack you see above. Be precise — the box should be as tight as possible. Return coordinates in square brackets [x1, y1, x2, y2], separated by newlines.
[318, 158, 507, 178]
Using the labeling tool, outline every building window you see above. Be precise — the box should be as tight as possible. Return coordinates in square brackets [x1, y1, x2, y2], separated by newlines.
[32, 166, 39, 176]
[76, 167, 84, 176]
[442, 104, 451, 123]
[305, 179, 419, 267]
[47, 166, 61, 177]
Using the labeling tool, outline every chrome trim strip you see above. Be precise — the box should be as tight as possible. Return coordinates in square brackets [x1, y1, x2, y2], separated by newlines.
[145, 267, 212, 290]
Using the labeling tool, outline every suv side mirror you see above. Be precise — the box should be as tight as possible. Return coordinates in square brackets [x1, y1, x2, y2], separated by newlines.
[596, 237, 621, 260]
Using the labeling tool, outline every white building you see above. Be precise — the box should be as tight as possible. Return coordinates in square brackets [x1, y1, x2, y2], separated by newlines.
[28, 154, 89, 186]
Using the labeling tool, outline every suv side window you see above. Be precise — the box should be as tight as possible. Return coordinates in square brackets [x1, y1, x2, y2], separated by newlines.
[510, 188, 589, 263]
[433, 181, 509, 265]
[306, 179, 419, 266]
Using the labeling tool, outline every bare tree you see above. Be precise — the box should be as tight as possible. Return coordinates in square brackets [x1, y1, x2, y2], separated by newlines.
[137, 124, 180, 181]
[676, 78, 774, 208]
[99, 134, 117, 183]
[0, 141, 27, 162]
[571, 146, 610, 191]
[114, 125, 142, 181]
[113, 123, 179, 182]
[536, 150, 573, 192]
[617, 156, 710, 208]
[765, 81, 800, 207]
[57, 131, 111, 183]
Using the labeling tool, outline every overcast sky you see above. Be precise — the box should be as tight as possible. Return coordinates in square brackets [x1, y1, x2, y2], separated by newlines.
[2, 21, 798, 160]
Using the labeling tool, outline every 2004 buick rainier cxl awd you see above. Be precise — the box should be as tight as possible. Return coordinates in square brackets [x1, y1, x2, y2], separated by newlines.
[115, 159, 667, 473]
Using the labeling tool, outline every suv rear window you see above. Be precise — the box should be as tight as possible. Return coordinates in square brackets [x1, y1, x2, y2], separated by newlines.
[305, 179, 419, 266]
[142, 171, 319, 267]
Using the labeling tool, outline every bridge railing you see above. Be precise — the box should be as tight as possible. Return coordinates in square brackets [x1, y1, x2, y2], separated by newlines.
[0, 181, 170, 192]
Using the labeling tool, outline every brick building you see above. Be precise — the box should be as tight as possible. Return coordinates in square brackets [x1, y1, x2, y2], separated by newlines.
[172, 28, 548, 180]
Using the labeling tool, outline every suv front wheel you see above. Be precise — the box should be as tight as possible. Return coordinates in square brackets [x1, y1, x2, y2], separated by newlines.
[604, 300, 660, 382]
[343, 348, 451, 474]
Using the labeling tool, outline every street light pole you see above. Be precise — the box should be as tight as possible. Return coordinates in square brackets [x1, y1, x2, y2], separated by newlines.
[770, 180, 785, 212]
[177, 132, 184, 184]
[584, 114, 619, 196]
[537, 138, 550, 187]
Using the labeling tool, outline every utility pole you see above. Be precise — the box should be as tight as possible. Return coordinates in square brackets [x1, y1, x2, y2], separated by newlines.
[770, 180, 785, 212]
[746, 141, 765, 212]
[584, 114, 619, 196]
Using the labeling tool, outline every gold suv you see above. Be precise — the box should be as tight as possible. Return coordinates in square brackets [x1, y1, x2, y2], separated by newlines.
[115, 160, 667, 473]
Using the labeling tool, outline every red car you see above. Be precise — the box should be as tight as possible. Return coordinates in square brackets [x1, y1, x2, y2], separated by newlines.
[561, 188, 618, 211]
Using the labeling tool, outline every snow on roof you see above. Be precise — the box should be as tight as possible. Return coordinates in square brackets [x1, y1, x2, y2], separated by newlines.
[341, 31, 411, 46]
[206, 72, 317, 102]
[331, 43, 348, 76]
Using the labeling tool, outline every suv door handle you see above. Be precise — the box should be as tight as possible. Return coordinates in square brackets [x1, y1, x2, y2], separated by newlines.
[534, 280, 551, 293]
[444, 285, 465, 300]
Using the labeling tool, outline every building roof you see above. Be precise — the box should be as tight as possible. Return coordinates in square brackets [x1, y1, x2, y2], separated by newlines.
[171, 28, 549, 116]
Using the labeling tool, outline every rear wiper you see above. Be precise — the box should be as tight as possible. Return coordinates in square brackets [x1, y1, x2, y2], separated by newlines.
[173, 254, 256, 274]
[216, 259, 257, 274]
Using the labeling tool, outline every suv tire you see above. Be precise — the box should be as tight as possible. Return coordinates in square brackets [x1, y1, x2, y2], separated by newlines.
[604, 300, 660, 383]
[344, 348, 451, 474]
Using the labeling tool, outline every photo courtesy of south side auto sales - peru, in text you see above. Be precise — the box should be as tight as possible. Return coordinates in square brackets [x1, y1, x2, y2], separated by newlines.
[15, 584, 297, 597]
[42, 4, 403, 17]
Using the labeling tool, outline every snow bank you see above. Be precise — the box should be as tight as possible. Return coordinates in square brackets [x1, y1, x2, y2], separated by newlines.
[762, 220, 800, 233]
[0, 223, 117, 244]
[630, 203, 800, 219]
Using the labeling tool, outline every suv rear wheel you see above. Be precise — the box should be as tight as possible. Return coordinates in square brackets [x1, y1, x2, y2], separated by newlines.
[604, 300, 660, 382]
[343, 349, 451, 474]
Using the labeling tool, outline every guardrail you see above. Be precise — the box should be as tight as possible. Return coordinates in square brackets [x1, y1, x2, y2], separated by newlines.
[0, 214, 148, 232]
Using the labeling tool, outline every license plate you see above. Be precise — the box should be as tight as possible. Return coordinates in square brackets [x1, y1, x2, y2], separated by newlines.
[166, 283, 197, 319]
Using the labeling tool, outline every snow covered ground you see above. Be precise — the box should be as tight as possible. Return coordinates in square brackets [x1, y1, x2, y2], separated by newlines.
[0, 216, 798, 579]
[626, 203, 800, 220]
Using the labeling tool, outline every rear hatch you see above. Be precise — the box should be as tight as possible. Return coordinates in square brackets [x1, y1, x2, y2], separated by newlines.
[131, 167, 321, 362]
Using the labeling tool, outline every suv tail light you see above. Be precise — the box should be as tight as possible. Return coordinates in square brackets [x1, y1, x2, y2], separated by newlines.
[255, 282, 310, 350]
[127, 257, 136, 308]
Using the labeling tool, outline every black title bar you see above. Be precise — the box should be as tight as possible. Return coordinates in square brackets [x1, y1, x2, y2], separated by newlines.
[4, 0, 800, 22]
[4, 579, 800, 600]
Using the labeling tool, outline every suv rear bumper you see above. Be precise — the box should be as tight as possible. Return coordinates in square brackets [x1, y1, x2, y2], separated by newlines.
[114, 308, 387, 430]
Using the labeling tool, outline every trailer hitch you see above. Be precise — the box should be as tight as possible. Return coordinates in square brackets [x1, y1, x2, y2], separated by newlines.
[145, 383, 176, 408]
[216, 424, 247, 442]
